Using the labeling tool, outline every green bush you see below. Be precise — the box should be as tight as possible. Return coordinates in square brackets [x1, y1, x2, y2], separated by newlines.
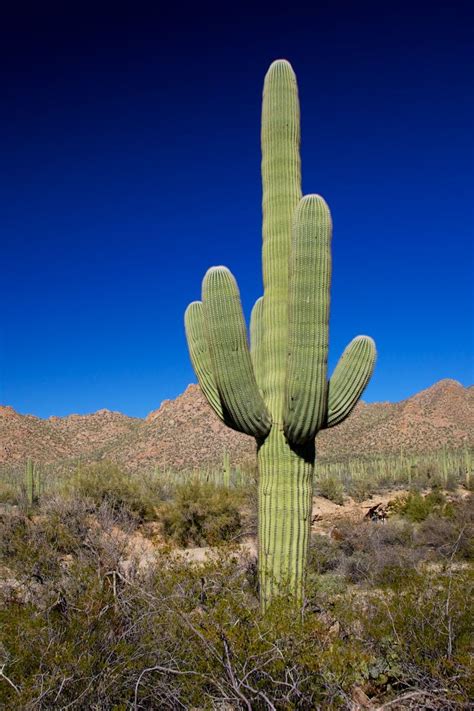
[160, 481, 242, 546]
[343, 551, 372, 583]
[392, 489, 450, 522]
[0, 548, 370, 710]
[368, 546, 420, 588]
[308, 533, 344, 575]
[317, 476, 344, 505]
[374, 518, 414, 547]
[322, 519, 420, 589]
[417, 495, 474, 560]
[306, 571, 346, 605]
[71, 461, 159, 521]
[347, 476, 374, 502]
[349, 566, 474, 700]
[0, 512, 31, 564]
[0, 480, 18, 505]
[0, 498, 96, 584]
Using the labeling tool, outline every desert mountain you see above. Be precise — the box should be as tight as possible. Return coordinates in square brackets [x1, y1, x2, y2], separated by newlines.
[0, 379, 472, 471]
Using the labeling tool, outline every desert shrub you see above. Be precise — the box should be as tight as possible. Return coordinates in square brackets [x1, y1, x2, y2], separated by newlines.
[375, 518, 414, 546]
[0, 547, 377, 710]
[417, 514, 455, 552]
[443, 471, 460, 491]
[0, 509, 88, 613]
[1, 504, 472, 710]
[391, 489, 451, 522]
[0, 497, 138, 596]
[306, 572, 347, 607]
[373, 471, 396, 490]
[0, 480, 18, 505]
[416, 495, 474, 560]
[349, 566, 474, 702]
[308, 533, 344, 575]
[71, 461, 159, 521]
[0, 512, 31, 564]
[409, 461, 438, 489]
[0, 508, 81, 579]
[0, 567, 134, 708]
[345, 519, 415, 555]
[368, 546, 421, 587]
[0, 474, 472, 708]
[0, 507, 73, 584]
[347, 476, 374, 502]
[310, 507, 472, 591]
[325, 520, 421, 588]
[343, 551, 372, 583]
[160, 481, 242, 546]
[317, 476, 344, 505]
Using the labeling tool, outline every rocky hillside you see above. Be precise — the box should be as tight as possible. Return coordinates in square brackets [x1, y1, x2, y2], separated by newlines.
[0, 380, 472, 471]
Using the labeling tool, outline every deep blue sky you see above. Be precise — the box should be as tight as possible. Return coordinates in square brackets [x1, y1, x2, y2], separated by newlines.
[1, 1, 472, 418]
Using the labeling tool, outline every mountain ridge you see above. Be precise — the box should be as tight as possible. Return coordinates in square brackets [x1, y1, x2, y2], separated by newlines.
[0, 379, 472, 470]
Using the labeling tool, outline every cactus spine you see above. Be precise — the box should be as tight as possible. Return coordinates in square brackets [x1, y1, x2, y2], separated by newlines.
[185, 60, 376, 610]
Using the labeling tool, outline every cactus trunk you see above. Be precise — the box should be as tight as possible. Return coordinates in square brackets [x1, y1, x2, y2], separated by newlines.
[258, 427, 314, 610]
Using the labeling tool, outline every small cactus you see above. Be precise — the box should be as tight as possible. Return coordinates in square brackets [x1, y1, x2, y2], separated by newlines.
[25, 458, 41, 509]
[185, 60, 376, 610]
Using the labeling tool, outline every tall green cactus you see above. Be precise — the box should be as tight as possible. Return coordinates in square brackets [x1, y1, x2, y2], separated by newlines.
[25, 458, 41, 509]
[185, 60, 376, 610]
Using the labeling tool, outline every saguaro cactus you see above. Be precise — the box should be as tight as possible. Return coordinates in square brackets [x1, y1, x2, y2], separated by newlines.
[185, 60, 376, 610]
[25, 458, 41, 509]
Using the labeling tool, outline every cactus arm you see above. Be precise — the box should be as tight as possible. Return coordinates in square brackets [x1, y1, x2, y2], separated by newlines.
[324, 335, 377, 428]
[284, 195, 332, 444]
[202, 267, 272, 438]
[184, 301, 228, 425]
[250, 296, 265, 390]
[261, 59, 302, 420]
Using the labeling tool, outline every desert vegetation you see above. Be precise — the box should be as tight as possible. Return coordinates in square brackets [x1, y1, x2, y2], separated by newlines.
[0, 456, 473, 709]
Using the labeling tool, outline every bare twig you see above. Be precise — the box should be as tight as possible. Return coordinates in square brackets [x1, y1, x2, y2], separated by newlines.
[0, 664, 20, 695]
[133, 664, 205, 710]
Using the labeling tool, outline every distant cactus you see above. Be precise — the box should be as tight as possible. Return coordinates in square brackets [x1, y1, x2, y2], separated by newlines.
[25, 458, 41, 508]
[185, 60, 376, 610]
